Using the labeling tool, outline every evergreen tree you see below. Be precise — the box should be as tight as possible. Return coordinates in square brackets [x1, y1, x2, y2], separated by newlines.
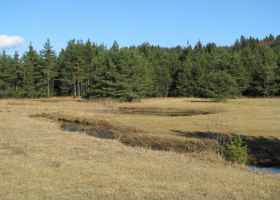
[74, 40, 86, 96]
[13, 51, 22, 95]
[268, 33, 275, 41]
[0, 50, 9, 97]
[179, 45, 192, 62]
[176, 58, 193, 97]
[58, 39, 83, 96]
[205, 42, 217, 54]
[248, 37, 257, 52]
[228, 51, 249, 95]
[270, 35, 280, 49]
[241, 48, 262, 96]
[1, 35, 280, 100]
[202, 70, 239, 101]
[240, 35, 248, 49]
[233, 39, 241, 52]
[259, 46, 278, 96]
[84, 39, 95, 90]
[39, 38, 57, 97]
[22, 42, 41, 98]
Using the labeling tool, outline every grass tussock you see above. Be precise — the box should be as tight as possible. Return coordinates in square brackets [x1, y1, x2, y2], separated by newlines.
[86, 98, 119, 110]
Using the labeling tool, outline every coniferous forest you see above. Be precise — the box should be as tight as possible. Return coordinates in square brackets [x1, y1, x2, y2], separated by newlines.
[0, 34, 280, 101]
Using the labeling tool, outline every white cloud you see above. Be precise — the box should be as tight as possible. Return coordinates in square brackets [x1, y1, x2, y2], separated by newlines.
[0, 35, 25, 49]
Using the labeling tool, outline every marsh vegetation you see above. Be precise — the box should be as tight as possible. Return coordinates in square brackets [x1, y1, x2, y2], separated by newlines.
[1, 97, 280, 199]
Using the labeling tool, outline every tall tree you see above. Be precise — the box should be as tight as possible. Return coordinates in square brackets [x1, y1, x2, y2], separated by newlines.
[202, 70, 239, 101]
[228, 51, 249, 95]
[176, 58, 193, 97]
[84, 39, 95, 90]
[233, 39, 241, 52]
[259, 46, 278, 96]
[240, 35, 248, 50]
[22, 42, 41, 98]
[40, 38, 57, 97]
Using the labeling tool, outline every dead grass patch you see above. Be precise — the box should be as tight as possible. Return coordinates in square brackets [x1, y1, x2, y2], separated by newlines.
[90, 99, 119, 110]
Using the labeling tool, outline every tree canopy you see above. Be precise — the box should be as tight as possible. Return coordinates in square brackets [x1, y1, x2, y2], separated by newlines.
[1, 34, 280, 101]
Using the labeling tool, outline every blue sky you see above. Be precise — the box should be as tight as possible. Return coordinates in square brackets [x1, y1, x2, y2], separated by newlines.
[1, 0, 280, 57]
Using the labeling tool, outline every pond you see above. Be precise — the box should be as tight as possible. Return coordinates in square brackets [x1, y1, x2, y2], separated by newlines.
[250, 166, 280, 174]
[61, 121, 115, 139]
[61, 121, 94, 132]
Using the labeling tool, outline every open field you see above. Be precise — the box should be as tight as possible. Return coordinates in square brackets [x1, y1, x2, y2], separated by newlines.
[0, 97, 280, 199]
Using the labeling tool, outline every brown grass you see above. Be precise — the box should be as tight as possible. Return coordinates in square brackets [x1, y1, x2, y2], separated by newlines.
[0, 97, 280, 199]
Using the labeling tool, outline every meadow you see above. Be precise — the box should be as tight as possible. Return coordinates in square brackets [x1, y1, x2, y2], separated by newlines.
[0, 97, 280, 199]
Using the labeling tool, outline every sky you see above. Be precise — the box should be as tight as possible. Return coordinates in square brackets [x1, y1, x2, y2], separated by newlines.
[1, 0, 280, 57]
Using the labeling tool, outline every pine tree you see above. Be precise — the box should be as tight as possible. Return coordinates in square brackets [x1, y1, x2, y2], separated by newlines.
[259, 46, 278, 96]
[228, 51, 249, 95]
[0, 50, 8, 97]
[240, 35, 248, 50]
[202, 70, 239, 101]
[241, 48, 262, 96]
[74, 40, 86, 96]
[84, 39, 95, 90]
[58, 39, 80, 96]
[176, 58, 193, 97]
[233, 39, 241, 52]
[39, 38, 57, 97]
[154, 52, 173, 97]
[13, 51, 22, 93]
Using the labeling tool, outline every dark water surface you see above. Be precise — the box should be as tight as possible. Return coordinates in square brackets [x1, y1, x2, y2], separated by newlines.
[118, 109, 211, 117]
[61, 121, 94, 132]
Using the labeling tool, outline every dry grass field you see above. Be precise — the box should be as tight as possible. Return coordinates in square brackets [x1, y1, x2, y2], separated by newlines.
[0, 97, 280, 199]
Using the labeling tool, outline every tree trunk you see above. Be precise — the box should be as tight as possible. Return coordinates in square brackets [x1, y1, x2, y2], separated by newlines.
[74, 78, 76, 96]
[47, 74, 50, 98]
[165, 84, 169, 97]
[77, 80, 80, 96]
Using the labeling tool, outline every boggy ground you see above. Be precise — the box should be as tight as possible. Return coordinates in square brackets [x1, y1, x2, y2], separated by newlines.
[0, 97, 280, 199]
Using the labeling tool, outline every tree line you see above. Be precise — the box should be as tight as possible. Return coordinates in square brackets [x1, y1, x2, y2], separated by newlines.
[0, 34, 280, 101]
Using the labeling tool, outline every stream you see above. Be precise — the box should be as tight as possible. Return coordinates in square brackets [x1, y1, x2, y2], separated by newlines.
[61, 121, 280, 174]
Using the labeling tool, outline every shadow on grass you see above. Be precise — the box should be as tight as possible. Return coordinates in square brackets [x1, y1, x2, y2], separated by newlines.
[184, 100, 213, 103]
[171, 130, 280, 168]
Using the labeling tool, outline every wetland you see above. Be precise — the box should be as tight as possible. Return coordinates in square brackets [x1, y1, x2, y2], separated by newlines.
[1, 97, 280, 199]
